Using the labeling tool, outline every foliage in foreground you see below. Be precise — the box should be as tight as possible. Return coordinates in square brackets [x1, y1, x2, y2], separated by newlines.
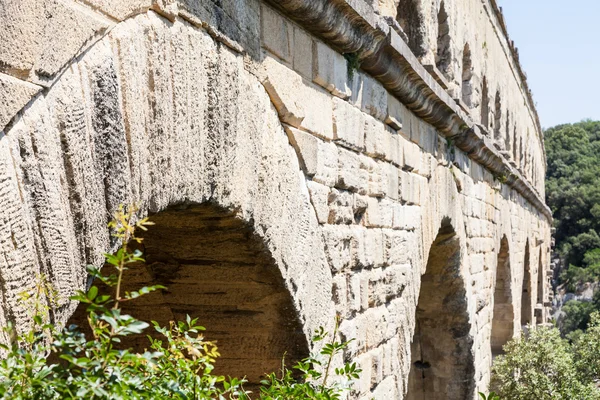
[0, 206, 360, 399]
[489, 317, 600, 400]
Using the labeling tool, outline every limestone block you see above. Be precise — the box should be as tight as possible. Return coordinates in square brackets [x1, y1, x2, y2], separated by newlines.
[470, 253, 485, 274]
[349, 273, 362, 312]
[337, 147, 362, 191]
[393, 205, 420, 231]
[34, 0, 109, 79]
[261, 4, 291, 62]
[314, 140, 338, 186]
[284, 125, 318, 176]
[0, 74, 41, 130]
[262, 57, 333, 139]
[389, 132, 404, 167]
[333, 97, 365, 150]
[364, 197, 394, 228]
[328, 188, 354, 224]
[306, 180, 330, 224]
[322, 225, 353, 272]
[381, 161, 399, 201]
[179, 0, 260, 56]
[356, 351, 373, 394]
[364, 114, 387, 159]
[313, 41, 351, 99]
[292, 26, 313, 79]
[350, 73, 387, 121]
[331, 273, 348, 315]
[365, 228, 385, 267]
[364, 157, 385, 198]
[399, 171, 421, 205]
[403, 138, 422, 172]
[0, 0, 42, 76]
[386, 93, 405, 131]
[371, 374, 397, 399]
[82, 0, 155, 20]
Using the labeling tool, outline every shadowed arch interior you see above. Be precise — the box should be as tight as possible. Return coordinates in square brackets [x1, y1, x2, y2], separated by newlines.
[536, 248, 545, 324]
[461, 43, 473, 107]
[491, 236, 514, 356]
[436, 1, 452, 78]
[397, 0, 426, 57]
[521, 240, 532, 326]
[407, 219, 474, 400]
[68, 203, 309, 386]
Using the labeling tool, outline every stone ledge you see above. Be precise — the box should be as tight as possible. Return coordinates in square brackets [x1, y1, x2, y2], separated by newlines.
[263, 0, 551, 221]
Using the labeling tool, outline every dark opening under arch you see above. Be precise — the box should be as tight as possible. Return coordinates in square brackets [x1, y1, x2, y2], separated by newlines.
[407, 220, 474, 400]
[436, 1, 452, 78]
[521, 241, 532, 327]
[481, 77, 490, 129]
[491, 236, 514, 356]
[536, 248, 545, 324]
[397, 0, 427, 57]
[68, 204, 309, 386]
[461, 44, 473, 108]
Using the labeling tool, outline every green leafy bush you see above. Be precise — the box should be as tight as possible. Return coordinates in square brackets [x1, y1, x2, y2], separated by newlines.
[0, 206, 360, 399]
[490, 321, 600, 400]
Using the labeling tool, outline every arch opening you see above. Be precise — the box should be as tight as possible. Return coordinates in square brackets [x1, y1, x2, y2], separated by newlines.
[491, 236, 514, 357]
[505, 111, 511, 152]
[521, 241, 532, 327]
[461, 44, 473, 108]
[436, 2, 452, 79]
[536, 248, 545, 324]
[397, 0, 427, 58]
[494, 90, 502, 144]
[407, 220, 474, 400]
[68, 204, 309, 386]
[480, 77, 489, 129]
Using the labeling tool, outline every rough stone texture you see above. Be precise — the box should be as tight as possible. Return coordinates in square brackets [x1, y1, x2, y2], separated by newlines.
[0, 74, 41, 130]
[0, 1, 552, 399]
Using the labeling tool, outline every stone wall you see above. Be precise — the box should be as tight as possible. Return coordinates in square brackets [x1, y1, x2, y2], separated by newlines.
[0, 1, 551, 399]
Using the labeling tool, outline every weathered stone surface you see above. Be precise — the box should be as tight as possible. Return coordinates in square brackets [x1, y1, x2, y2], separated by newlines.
[35, 0, 109, 79]
[0, 1, 553, 398]
[0, 74, 41, 130]
[83, 0, 155, 20]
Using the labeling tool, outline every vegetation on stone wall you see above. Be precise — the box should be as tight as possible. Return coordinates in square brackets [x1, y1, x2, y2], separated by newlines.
[545, 120, 600, 334]
[0, 206, 360, 399]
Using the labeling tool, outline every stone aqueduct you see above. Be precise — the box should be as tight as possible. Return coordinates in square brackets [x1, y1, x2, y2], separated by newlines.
[0, 0, 551, 398]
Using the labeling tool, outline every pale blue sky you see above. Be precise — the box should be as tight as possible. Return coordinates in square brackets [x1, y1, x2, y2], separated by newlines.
[497, 0, 599, 128]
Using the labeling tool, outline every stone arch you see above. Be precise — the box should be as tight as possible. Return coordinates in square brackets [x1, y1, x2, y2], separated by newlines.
[461, 43, 473, 107]
[491, 236, 514, 356]
[536, 247, 545, 324]
[0, 12, 333, 348]
[513, 126, 518, 162]
[480, 76, 489, 128]
[521, 240, 532, 326]
[435, 1, 452, 79]
[68, 204, 310, 385]
[407, 218, 474, 400]
[493, 90, 502, 144]
[397, 0, 427, 58]
[505, 111, 511, 152]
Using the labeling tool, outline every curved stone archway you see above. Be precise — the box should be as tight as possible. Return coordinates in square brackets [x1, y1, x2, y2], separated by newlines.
[0, 11, 333, 345]
[491, 236, 514, 356]
[521, 240, 532, 327]
[407, 219, 474, 400]
[69, 203, 309, 385]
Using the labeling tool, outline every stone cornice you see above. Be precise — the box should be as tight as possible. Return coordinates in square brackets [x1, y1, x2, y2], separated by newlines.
[264, 0, 551, 222]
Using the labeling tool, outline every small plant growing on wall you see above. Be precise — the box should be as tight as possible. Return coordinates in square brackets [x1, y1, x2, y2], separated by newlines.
[0, 205, 360, 399]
